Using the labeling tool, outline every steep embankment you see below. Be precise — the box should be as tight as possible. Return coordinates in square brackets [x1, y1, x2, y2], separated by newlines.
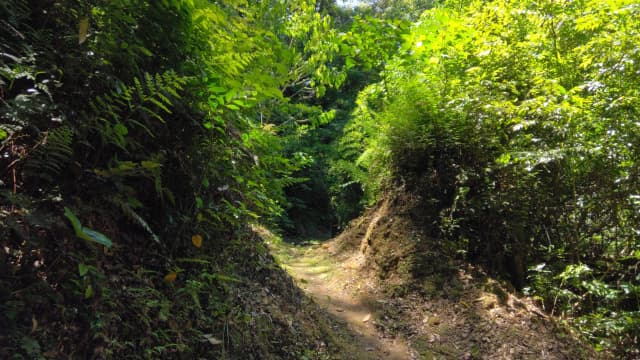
[2, 221, 375, 359]
[271, 190, 603, 359]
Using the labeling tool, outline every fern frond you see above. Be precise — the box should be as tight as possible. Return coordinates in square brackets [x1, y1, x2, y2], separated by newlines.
[120, 202, 160, 244]
[89, 71, 186, 148]
[133, 77, 146, 101]
[144, 72, 156, 95]
[105, 195, 161, 244]
[23, 126, 74, 183]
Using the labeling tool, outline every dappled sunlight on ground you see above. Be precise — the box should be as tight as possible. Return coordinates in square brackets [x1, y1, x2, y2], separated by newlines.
[267, 233, 413, 359]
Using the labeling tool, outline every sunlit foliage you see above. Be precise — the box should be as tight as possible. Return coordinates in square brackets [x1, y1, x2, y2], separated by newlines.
[346, 0, 640, 354]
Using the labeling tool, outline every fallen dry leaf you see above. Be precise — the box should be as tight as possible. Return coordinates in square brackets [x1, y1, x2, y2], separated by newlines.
[31, 315, 38, 333]
[164, 271, 177, 283]
[78, 18, 89, 44]
[192, 234, 203, 248]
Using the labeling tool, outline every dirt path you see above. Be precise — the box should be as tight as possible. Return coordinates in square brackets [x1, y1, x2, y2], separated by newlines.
[269, 239, 413, 360]
[262, 198, 599, 360]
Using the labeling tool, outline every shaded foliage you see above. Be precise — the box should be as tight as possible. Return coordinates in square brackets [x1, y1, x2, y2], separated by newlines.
[0, 0, 350, 358]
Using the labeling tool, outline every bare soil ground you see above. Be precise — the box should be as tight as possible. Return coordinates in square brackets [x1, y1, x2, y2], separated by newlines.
[269, 238, 412, 359]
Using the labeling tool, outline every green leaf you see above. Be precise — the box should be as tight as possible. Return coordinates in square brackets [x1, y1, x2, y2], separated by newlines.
[138, 46, 154, 57]
[232, 99, 247, 107]
[147, 97, 172, 113]
[225, 88, 238, 102]
[114, 123, 128, 136]
[64, 207, 113, 248]
[84, 284, 94, 299]
[208, 86, 226, 93]
[82, 228, 114, 248]
[78, 263, 89, 276]
[64, 207, 84, 235]
[345, 57, 355, 69]
[496, 153, 511, 165]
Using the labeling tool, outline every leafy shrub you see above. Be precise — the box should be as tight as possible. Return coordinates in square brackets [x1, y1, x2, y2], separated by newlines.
[346, 0, 640, 355]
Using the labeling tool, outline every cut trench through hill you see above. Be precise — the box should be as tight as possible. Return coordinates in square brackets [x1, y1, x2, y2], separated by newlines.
[264, 192, 603, 359]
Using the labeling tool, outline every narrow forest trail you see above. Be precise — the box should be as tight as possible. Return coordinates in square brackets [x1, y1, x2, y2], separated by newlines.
[264, 200, 600, 360]
[268, 238, 414, 359]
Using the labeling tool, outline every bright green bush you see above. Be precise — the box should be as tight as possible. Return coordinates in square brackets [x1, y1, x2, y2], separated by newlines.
[346, 0, 640, 355]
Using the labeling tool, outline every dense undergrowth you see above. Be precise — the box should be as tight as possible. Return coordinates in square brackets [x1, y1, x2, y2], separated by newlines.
[341, 0, 640, 355]
[1, 0, 639, 357]
[0, 0, 349, 358]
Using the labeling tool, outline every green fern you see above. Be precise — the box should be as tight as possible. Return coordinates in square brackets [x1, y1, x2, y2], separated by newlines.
[111, 197, 160, 244]
[0, 0, 31, 56]
[90, 70, 186, 149]
[23, 126, 73, 183]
